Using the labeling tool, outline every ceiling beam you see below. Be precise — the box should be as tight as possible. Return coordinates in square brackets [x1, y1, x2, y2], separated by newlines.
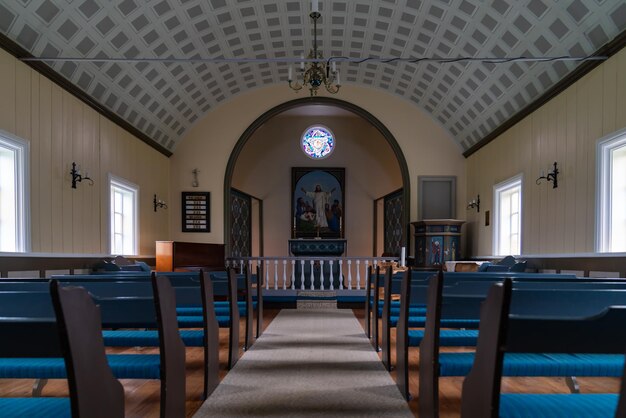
[0, 33, 172, 158]
[464, 28, 626, 158]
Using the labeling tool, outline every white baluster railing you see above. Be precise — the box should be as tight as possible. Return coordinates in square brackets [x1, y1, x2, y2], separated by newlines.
[226, 256, 400, 293]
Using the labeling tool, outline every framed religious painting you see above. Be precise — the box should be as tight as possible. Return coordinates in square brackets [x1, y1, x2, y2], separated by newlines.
[291, 167, 345, 239]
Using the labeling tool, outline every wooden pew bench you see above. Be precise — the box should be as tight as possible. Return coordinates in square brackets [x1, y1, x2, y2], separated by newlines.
[380, 271, 582, 370]
[0, 274, 187, 418]
[461, 279, 626, 418]
[0, 281, 125, 418]
[412, 273, 626, 417]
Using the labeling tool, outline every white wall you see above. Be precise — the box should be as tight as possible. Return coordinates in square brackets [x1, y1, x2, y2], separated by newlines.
[466, 48, 626, 256]
[170, 84, 467, 257]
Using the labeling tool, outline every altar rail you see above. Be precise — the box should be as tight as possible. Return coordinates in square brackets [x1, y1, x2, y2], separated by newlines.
[227, 256, 400, 291]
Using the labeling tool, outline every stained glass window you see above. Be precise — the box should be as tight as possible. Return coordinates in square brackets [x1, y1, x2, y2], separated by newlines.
[301, 126, 335, 159]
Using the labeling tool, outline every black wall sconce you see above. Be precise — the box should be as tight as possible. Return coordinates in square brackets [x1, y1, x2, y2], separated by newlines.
[536, 162, 559, 188]
[467, 194, 480, 212]
[153, 194, 168, 212]
[70, 162, 93, 189]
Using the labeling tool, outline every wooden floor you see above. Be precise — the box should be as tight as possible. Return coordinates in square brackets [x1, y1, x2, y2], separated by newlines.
[0, 308, 620, 417]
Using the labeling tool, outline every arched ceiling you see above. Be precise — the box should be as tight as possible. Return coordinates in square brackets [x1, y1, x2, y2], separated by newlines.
[0, 0, 624, 154]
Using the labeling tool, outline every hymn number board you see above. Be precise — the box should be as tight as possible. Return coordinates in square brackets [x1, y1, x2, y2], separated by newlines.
[182, 192, 210, 232]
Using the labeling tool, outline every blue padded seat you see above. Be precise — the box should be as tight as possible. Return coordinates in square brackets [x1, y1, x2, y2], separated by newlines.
[177, 315, 230, 328]
[102, 330, 204, 347]
[176, 301, 257, 316]
[0, 354, 161, 380]
[0, 398, 71, 418]
[391, 316, 480, 328]
[380, 306, 428, 316]
[408, 329, 478, 347]
[499, 393, 618, 418]
[439, 353, 625, 377]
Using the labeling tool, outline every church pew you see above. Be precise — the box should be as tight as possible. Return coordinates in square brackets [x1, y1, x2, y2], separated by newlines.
[3, 268, 257, 356]
[380, 270, 585, 370]
[415, 273, 626, 417]
[461, 279, 626, 418]
[0, 270, 240, 372]
[372, 270, 580, 351]
[0, 274, 186, 418]
[394, 275, 626, 396]
[0, 281, 125, 418]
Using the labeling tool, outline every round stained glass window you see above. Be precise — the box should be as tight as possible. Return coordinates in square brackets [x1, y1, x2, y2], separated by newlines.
[301, 126, 335, 159]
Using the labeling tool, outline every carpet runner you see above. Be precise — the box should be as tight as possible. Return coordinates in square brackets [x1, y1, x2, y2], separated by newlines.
[193, 309, 413, 418]
[296, 290, 337, 309]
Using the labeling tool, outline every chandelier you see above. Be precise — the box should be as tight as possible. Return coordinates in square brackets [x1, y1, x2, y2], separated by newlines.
[288, 1, 340, 96]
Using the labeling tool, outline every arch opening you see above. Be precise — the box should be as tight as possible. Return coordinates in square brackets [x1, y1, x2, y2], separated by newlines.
[224, 97, 411, 257]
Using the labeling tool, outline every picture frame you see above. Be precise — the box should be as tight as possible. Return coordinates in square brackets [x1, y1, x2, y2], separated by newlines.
[291, 167, 345, 239]
[181, 191, 210, 233]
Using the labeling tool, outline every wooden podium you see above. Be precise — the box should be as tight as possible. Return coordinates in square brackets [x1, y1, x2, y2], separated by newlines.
[412, 220, 464, 268]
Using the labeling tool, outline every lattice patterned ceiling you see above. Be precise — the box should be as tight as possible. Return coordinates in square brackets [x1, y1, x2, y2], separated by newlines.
[0, 0, 624, 153]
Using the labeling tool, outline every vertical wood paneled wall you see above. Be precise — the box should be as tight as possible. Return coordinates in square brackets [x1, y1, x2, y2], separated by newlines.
[466, 48, 626, 256]
[0, 50, 170, 256]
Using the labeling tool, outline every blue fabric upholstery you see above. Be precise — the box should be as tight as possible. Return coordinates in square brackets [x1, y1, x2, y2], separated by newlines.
[176, 301, 256, 315]
[392, 316, 480, 328]
[0, 358, 68, 379]
[102, 330, 204, 347]
[107, 354, 161, 379]
[0, 354, 161, 379]
[0, 398, 71, 418]
[499, 394, 618, 418]
[408, 329, 478, 347]
[439, 353, 625, 377]
[177, 315, 230, 328]
[380, 306, 428, 316]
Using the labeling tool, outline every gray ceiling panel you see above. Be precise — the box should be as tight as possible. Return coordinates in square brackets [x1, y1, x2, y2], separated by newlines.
[0, 0, 624, 152]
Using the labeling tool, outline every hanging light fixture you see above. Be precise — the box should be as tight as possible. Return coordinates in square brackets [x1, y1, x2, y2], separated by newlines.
[288, 1, 340, 96]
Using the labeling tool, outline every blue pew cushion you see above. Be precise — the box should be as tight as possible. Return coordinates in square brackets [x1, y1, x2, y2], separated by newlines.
[0, 354, 161, 379]
[0, 358, 68, 379]
[176, 300, 258, 316]
[177, 315, 230, 328]
[499, 393, 618, 418]
[394, 316, 480, 328]
[439, 353, 625, 377]
[408, 329, 478, 347]
[107, 354, 161, 379]
[102, 330, 204, 347]
[0, 398, 71, 418]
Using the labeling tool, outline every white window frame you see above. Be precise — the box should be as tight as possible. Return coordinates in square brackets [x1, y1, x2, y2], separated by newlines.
[0, 130, 30, 252]
[596, 128, 626, 253]
[493, 174, 523, 256]
[108, 174, 139, 255]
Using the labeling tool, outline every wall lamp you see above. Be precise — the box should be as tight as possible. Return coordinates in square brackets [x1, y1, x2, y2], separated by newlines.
[153, 194, 168, 212]
[536, 162, 559, 188]
[70, 162, 93, 189]
[467, 194, 480, 212]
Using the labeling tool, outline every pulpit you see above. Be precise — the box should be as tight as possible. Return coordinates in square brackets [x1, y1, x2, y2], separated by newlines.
[289, 239, 346, 288]
[412, 220, 464, 268]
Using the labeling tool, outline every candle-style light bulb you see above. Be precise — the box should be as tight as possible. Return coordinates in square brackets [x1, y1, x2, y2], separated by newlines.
[288, 65, 293, 81]
[312, 0, 319, 13]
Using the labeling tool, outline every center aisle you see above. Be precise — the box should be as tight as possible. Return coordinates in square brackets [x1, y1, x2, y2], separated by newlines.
[193, 309, 414, 418]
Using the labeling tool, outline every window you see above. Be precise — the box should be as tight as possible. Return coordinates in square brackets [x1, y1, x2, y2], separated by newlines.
[301, 125, 335, 159]
[0, 131, 28, 252]
[493, 175, 522, 256]
[596, 129, 626, 252]
[109, 176, 138, 255]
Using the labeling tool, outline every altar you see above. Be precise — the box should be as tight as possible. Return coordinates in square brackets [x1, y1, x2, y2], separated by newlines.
[289, 239, 346, 289]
